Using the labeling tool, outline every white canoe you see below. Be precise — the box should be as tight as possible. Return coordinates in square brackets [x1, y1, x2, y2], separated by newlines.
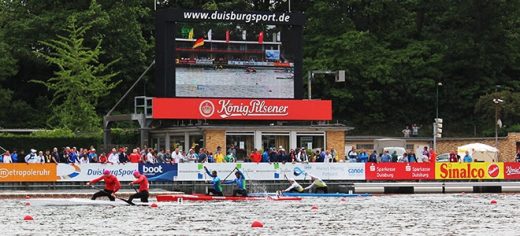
[28, 198, 150, 206]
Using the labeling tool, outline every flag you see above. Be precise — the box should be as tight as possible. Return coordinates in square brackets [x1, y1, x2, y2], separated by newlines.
[225, 30, 230, 43]
[258, 31, 264, 44]
[242, 30, 246, 40]
[188, 28, 194, 39]
[192, 37, 204, 49]
[208, 29, 212, 41]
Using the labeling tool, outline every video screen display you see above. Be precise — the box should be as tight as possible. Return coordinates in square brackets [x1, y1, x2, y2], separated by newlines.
[174, 23, 295, 98]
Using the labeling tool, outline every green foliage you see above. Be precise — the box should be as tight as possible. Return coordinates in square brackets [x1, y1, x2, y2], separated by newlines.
[32, 16, 120, 132]
[0, 136, 101, 153]
[30, 129, 76, 138]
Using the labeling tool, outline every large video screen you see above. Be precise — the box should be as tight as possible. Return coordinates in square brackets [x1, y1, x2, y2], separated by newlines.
[174, 23, 295, 98]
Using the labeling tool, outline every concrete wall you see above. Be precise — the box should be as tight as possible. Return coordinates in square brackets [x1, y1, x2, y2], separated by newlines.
[327, 131, 345, 160]
[204, 130, 226, 153]
[437, 132, 520, 162]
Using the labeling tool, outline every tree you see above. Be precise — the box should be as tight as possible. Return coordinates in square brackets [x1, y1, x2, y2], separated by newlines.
[32, 17, 120, 132]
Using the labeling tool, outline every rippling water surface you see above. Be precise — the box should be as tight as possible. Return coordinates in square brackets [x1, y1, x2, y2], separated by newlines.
[2, 193, 519, 235]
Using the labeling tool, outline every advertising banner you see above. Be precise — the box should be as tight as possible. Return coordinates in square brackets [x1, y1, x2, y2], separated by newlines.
[504, 162, 520, 180]
[138, 163, 178, 182]
[435, 162, 504, 180]
[0, 164, 57, 182]
[152, 98, 332, 121]
[365, 163, 435, 180]
[175, 163, 365, 181]
[57, 163, 138, 182]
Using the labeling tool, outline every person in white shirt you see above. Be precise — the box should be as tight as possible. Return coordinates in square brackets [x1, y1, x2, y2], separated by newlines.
[107, 148, 120, 164]
[297, 148, 308, 162]
[184, 149, 197, 163]
[281, 178, 304, 193]
[324, 151, 333, 163]
[171, 148, 184, 164]
[3, 151, 12, 163]
[79, 155, 90, 164]
[25, 149, 42, 163]
[146, 150, 156, 163]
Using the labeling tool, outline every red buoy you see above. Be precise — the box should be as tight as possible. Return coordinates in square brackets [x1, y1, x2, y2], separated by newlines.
[150, 203, 158, 208]
[311, 205, 318, 210]
[25, 195, 30, 199]
[490, 200, 497, 204]
[251, 220, 264, 228]
[23, 215, 33, 221]
[340, 198, 347, 202]
[25, 202, 31, 206]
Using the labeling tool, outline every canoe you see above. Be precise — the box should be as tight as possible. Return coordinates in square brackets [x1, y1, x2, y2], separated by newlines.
[156, 194, 301, 202]
[28, 198, 150, 206]
[249, 193, 371, 198]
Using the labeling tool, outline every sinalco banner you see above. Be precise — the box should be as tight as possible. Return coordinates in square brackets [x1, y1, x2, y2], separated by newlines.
[138, 163, 178, 182]
[175, 163, 365, 181]
[57, 163, 138, 182]
[435, 162, 504, 180]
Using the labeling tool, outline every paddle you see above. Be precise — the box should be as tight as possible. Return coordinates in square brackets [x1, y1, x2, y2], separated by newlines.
[222, 167, 238, 182]
[89, 185, 135, 205]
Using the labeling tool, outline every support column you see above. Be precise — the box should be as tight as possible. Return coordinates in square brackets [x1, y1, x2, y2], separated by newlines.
[184, 132, 190, 151]
[165, 133, 171, 151]
[103, 128, 111, 153]
[289, 131, 297, 150]
[254, 130, 262, 150]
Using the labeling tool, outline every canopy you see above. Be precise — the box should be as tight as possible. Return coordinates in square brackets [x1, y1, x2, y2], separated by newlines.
[457, 143, 498, 162]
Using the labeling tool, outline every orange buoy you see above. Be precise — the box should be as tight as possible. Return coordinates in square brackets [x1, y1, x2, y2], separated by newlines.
[23, 215, 33, 221]
[490, 200, 497, 204]
[150, 203, 158, 208]
[251, 220, 264, 228]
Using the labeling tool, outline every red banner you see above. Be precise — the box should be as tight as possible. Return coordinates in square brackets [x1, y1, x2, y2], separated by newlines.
[365, 163, 435, 180]
[504, 162, 520, 180]
[152, 98, 332, 120]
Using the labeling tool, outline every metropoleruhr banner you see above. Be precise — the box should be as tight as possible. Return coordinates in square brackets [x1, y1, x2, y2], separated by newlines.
[57, 163, 138, 182]
[365, 163, 435, 180]
[175, 163, 365, 181]
[0, 164, 57, 182]
[435, 162, 504, 180]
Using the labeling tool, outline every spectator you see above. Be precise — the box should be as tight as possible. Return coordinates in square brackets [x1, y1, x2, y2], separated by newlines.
[98, 152, 108, 163]
[108, 148, 119, 164]
[146, 149, 156, 163]
[11, 149, 18, 163]
[156, 149, 165, 163]
[347, 146, 358, 162]
[118, 147, 129, 163]
[45, 150, 58, 164]
[312, 150, 321, 162]
[381, 151, 391, 162]
[225, 152, 235, 163]
[250, 149, 261, 163]
[330, 148, 337, 162]
[516, 150, 520, 162]
[79, 154, 89, 164]
[391, 151, 398, 162]
[358, 151, 368, 163]
[227, 144, 237, 160]
[297, 148, 308, 162]
[408, 151, 417, 163]
[61, 147, 70, 163]
[368, 150, 378, 163]
[402, 126, 411, 138]
[164, 149, 172, 163]
[68, 147, 80, 164]
[37, 151, 45, 163]
[324, 150, 333, 163]
[399, 153, 409, 162]
[3, 151, 12, 163]
[411, 124, 420, 137]
[279, 148, 289, 163]
[289, 149, 296, 163]
[88, 149, 98, 163]
[207, 152, 214, 163]
[270, 148, 279, 162]
[129, 149, 141, 163]
[198, 148, 208, 163]
[449, 151, 458, 162]
[429, 149, 437, 163]
[171, 148, 183, 164]
[51, 148, 60, 164]
[185, 149, 198, 163]
[463, 151, 473, 163]
[25, 149, 39, 163]
[422, 146, 430, 159]
[214, 150, 225, 163]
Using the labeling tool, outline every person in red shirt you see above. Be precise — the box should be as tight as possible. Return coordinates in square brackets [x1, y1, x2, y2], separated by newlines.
[429, 149, 437, 163]
[86, 169, 121, 201]
[128, 149, 141, 163]
[128, 171, 149, 203]
[250, 149, 261, 163]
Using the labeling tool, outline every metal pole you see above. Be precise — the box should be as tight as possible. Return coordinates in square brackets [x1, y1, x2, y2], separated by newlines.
[495, 104, 498, 148]
[154, 0, 157, 11]
[288, 0, 291, 12]
[433, 122, 436, 151]
[436, 84, 439, 119]
[307, 71, 312, 99]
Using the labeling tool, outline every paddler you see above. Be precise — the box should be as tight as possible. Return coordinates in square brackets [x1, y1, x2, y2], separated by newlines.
[204, 166, 223, 196]
[128, 171, 149, 203]
[86, 169, 121, 201]
[223, 169, 247, 196]
[281, 178, 304, 193]
[303, 174, 328, 193]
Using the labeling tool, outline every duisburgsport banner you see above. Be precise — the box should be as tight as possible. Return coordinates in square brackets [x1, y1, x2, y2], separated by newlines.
[57, 163, 138, 182]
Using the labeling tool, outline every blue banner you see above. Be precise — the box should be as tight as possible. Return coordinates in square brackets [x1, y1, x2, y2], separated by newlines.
[138, 164, 178, 182]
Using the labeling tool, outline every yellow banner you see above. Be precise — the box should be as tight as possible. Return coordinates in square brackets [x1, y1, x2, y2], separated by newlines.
[435, 162, 504, 180]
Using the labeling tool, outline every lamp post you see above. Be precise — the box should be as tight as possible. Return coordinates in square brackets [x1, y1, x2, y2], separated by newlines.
[436, 82, 442, 119]
[493, 98, 504, 149]
[433, 82, 443, 151]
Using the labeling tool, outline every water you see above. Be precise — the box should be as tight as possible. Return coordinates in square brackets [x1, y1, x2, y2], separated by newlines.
[2, 194, 519, 235]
